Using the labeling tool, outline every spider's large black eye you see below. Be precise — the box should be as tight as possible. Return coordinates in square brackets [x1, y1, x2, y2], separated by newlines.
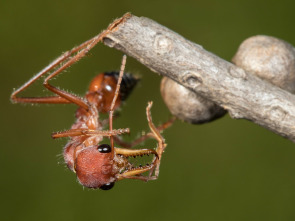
[100, 182, 115, 190]
[97, 144, 112, 153]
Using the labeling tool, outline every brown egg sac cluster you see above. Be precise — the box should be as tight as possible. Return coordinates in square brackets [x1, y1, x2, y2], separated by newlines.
[160, 35, 295, 124]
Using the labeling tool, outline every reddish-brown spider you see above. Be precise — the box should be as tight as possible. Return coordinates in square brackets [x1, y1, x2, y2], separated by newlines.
[11, 15, 173, 190]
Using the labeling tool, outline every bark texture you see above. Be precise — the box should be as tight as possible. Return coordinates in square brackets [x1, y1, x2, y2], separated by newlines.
[103, 14, 295, 142]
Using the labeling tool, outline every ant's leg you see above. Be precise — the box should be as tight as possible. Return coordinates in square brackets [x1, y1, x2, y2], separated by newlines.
[116, 103, 172, 182]
[53, 116, 174, 142]
[41, 37, 106, 109]
[12, 96, 72, 104]
[145, 102, 167, 178]
[41, 33, 108, 109]
[52, 128, 130, 139]
[11, 14, 130, 106]
[108, 55, 127, 154]
[11, 36, 98, 104]
[42, 16, 130, 109]
[113, 116, 176, 148]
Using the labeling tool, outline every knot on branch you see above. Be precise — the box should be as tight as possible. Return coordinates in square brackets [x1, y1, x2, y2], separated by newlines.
[154, 35, 173, 54]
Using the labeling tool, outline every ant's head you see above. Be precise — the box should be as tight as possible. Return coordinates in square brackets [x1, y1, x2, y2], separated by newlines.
[86, 72, 139, 112]
[75, 144, 116, 190]
[64, 142, 159, 190]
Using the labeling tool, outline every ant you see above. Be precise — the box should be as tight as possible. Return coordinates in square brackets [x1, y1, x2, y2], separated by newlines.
[11, 14, 173, 190]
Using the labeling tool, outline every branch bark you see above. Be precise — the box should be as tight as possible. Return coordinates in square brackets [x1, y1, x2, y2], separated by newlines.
[103, 13, 295, 143]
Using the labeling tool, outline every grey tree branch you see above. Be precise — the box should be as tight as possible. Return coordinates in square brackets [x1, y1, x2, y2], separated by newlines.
[103, 13, 295, 142]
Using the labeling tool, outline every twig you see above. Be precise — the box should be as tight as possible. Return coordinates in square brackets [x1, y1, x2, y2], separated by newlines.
[103, 13, 295, 143]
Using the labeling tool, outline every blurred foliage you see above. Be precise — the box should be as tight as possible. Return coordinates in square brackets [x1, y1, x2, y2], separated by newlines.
[1, 0, 295, 220]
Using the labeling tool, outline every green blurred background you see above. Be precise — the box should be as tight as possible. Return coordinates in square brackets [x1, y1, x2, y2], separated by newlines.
[2, 0, 295, 220]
